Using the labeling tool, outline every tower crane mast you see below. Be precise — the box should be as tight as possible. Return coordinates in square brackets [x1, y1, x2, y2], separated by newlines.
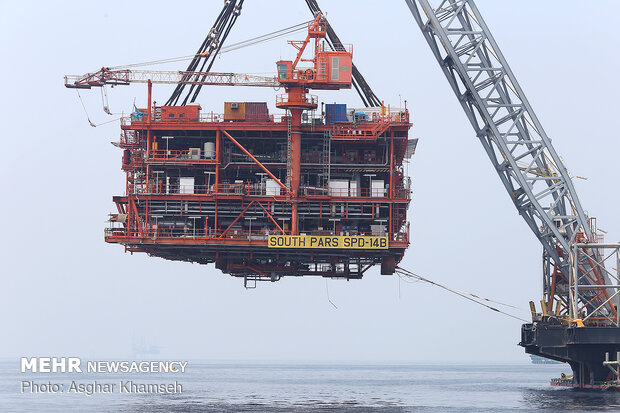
[406, 0, 620, 388]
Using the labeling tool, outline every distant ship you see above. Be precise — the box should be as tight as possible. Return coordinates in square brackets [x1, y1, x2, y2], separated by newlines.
[131, 338, 161, 359]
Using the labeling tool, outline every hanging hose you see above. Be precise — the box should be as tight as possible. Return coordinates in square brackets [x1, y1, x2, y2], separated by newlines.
[396, 266, 529, 322]
[326, 279, 338, 309]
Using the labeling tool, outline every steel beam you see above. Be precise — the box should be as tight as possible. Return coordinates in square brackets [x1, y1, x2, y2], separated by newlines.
[220, 129, 287, 191]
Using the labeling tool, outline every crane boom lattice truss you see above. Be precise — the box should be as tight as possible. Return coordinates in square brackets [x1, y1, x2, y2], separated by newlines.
[64, 68, 279, 89]
[405, 0, 616, 323]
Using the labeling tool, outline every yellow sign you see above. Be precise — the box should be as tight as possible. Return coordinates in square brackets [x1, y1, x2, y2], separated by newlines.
[268, 235, 388, 249]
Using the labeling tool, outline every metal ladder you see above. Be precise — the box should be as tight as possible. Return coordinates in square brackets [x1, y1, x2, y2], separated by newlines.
[604, 352, 620, 386]
[286, 112, 292, 190]
[322, 130, 331, 187]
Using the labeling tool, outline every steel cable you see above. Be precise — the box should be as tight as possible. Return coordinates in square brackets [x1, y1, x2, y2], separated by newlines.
[166, 0, 245, 106]
[395, 266, 529, 322]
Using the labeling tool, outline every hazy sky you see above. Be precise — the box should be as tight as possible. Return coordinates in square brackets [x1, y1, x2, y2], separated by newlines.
[2, 0, 619, 363]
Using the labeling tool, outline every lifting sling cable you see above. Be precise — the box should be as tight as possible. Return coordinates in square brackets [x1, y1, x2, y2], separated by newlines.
[186, 1, 246, 105]
[167, 0, 379, 106]
[304, 0, 382, 107]
[75, 89, 121, 127]
[396, 266, 529, 322]
[76, 90, 96, 127]
[110, 21, 311, 70]
[166, 0, 245, 106]
[172, 2, 238, 104]
[220, 20, 311, 53]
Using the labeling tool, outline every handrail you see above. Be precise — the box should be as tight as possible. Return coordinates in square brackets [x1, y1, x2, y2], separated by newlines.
[105, 225, 409, 243]
[128, 182, 410, 199]
[121, 108, 409, 127]
[303, 184, 410, 199]
[148, 149, 217, 162]
[275, 93, 318, 106]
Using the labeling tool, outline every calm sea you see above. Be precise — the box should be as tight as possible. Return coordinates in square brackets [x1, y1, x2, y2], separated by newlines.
[2, 361, 620, 412]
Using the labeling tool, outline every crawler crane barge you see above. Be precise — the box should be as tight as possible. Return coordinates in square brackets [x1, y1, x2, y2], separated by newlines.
[66, 12, 414, 286]
[407, 0, 620, 389]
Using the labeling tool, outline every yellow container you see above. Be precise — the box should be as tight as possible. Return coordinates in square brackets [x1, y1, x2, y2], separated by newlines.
[224, 102, 246, 121]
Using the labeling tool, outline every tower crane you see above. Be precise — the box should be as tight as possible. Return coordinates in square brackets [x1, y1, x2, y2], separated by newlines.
[406, 0, 620, 388]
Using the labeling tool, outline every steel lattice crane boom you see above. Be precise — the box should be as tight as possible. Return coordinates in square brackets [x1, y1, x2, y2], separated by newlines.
[406, 0, 620, 388]
[64, 68, 279, 89]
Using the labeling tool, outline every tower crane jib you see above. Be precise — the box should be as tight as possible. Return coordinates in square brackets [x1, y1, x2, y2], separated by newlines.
[64, 68, 279, 89]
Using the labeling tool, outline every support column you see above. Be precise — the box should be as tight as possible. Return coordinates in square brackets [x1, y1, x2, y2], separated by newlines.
[215, 129, 221, 192]
[215, 199, 218, 236]
[390, 130, 394, 198]
[276, 85, 315, 235]
[389, 130, 394, 235]
[290, 108, 302, 235]
[146, 79, 153, 192]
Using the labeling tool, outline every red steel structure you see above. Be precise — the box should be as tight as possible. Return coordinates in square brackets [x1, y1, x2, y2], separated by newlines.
[101, 14, 414, 283]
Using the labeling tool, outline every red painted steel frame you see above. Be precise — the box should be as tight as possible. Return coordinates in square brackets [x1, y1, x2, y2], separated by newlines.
[104, 15, 413, 279]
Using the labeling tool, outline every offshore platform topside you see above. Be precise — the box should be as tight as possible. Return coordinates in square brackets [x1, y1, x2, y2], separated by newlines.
[102, 15, 414, 283]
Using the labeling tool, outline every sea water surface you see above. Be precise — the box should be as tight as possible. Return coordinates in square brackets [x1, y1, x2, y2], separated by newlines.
[2, 361, 620, 412]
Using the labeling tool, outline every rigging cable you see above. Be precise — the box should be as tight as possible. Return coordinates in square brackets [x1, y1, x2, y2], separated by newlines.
[165, 1, 236, 105]
[304, 0, 382, 107]
[92, 117, 122, 127]
[326, 280, 338, 309]
[109, 21, 311, 70]
[101, 86, 112, 115]
[395, 266, 529, 322]
[219, 20, 311, 53]
[76, 89, 121, 127]
[186, 0, 246, 105]
[166, 0, 246, 106]
[76, 90, 96, 127]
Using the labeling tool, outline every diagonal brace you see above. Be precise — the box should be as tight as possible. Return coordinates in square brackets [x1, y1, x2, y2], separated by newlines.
[220, 129, 287, 192]
[218, 200, 255, 239]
